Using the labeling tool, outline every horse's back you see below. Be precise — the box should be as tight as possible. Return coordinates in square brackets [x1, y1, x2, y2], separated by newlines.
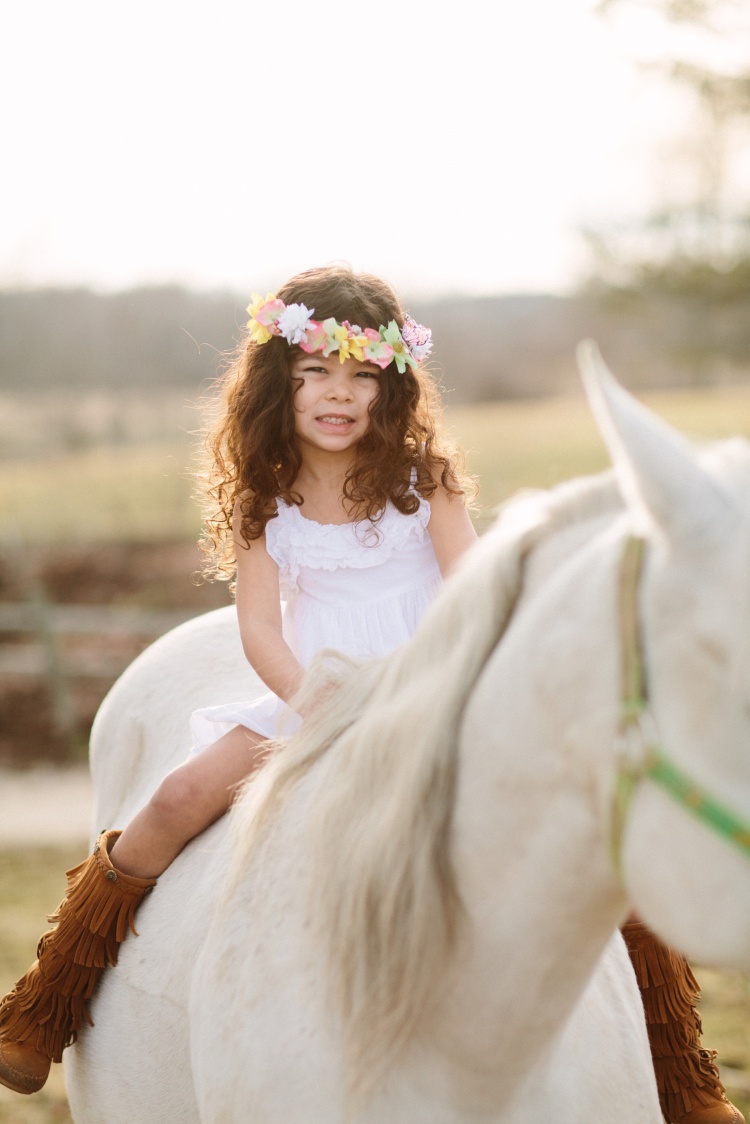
[88, 606, 263, 834]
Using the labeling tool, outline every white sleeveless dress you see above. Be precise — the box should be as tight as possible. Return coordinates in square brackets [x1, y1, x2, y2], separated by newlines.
[189, 492, 443, 752]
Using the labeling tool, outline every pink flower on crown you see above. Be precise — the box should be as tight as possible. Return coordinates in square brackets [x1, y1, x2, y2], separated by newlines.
[362, 327, 395, 369]
[401, 313, 433, 362]
[254, 298, 285, 329]
[297, 320, 328, 353]
[246, 292, 284, 344]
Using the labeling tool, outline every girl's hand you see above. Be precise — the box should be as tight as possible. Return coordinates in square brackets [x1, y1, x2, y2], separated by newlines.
[296, 679, 337, 722]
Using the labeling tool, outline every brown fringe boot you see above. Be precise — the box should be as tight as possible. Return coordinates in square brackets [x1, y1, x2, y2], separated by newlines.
[622, 918, 744, 1124]
[0, 830, 156, 1094]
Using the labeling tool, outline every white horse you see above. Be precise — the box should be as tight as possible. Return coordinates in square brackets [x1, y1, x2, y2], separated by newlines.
[65, 350, 750, 1123]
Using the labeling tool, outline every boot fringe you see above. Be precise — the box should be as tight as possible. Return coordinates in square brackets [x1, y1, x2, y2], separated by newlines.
[622, 919, 701, 1025]
[655, 1053, 727, 1119]
[622, 919, 732, 1122]
[36, 946, 103, 998]
[0, 831, 155, 1065]
[0, 964, 92, 1063]
[50, 843, 154, 952]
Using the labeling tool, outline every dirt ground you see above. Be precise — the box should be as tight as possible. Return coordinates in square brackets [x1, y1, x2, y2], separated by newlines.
[0, 767, 92, 845]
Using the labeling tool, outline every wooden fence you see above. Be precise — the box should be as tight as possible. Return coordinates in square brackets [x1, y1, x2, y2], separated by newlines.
[0, 597, 197, 744]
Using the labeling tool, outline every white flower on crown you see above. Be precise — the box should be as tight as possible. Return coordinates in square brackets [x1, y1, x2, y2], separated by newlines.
[276, 302, 315, 345]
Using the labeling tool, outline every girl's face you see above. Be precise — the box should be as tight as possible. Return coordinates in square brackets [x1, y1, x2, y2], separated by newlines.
[290, 352, 382, 456]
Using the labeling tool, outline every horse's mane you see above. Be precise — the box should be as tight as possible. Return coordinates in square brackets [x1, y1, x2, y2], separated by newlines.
[228, 469, 622, 1090]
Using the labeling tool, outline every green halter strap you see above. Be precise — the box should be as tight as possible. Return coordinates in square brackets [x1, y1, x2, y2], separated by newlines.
[610, 534, 750, 878]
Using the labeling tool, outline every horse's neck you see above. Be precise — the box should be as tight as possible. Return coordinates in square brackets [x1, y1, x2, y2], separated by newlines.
[439, 524, 626, 1076]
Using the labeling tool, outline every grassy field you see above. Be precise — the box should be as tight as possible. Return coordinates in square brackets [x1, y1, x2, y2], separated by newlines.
[0, 441, 197, 545]
[449, 382, 750, 529]
[3, 383, 750, 542]
[0, 846, 81, 1123]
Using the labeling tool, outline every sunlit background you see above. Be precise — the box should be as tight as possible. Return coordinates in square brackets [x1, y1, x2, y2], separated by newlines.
[3, 0, 741, 295]
[1, 3, 750, 1118]
[2, 0, 633, 293]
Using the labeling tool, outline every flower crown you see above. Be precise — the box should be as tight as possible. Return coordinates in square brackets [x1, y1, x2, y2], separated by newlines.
[246, 293, 432, 374]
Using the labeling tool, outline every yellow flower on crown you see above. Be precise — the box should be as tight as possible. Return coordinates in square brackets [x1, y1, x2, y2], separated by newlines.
[338, 323, 369, 363]
[321, 319, 346, 358]
[246, 292, 278, 345]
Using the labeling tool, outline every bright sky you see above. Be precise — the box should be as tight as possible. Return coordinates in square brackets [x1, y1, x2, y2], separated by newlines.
[1, 0, 687, 297]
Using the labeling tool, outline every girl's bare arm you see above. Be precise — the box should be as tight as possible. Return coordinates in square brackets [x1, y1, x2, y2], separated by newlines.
[232, 506, 304, 705]
[427, 484, 478, 577]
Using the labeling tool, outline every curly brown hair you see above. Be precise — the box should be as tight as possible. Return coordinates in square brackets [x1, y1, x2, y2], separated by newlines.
[197, 264, 475, 582]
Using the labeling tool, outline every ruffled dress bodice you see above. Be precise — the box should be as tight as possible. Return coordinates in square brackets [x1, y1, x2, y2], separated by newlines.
[189, 493, 442, 752]
[266, 495, 441, 665]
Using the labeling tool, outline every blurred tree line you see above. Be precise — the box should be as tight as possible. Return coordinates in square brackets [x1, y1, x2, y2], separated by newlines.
[588, 0, 750, 381]
[0, 285, 619, 402]
[0, 287, 236, 394]
[1, 280, 747, 406]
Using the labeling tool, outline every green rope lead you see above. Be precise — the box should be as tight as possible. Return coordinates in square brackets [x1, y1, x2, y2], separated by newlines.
[612, 535, 750, 874]
[646, 747, 750, 860]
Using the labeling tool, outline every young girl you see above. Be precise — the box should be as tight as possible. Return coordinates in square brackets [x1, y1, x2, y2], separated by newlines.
[0, 264, 478, 1095]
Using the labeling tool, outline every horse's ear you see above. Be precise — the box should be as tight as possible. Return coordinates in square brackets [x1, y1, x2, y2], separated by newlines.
[577, 341, 735, 543]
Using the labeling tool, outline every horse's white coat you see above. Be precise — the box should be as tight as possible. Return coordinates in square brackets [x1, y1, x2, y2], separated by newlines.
[65, 357, 750, 1122]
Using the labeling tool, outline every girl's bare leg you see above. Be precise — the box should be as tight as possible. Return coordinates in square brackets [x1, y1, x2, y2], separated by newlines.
[109, 725, 267, 879]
